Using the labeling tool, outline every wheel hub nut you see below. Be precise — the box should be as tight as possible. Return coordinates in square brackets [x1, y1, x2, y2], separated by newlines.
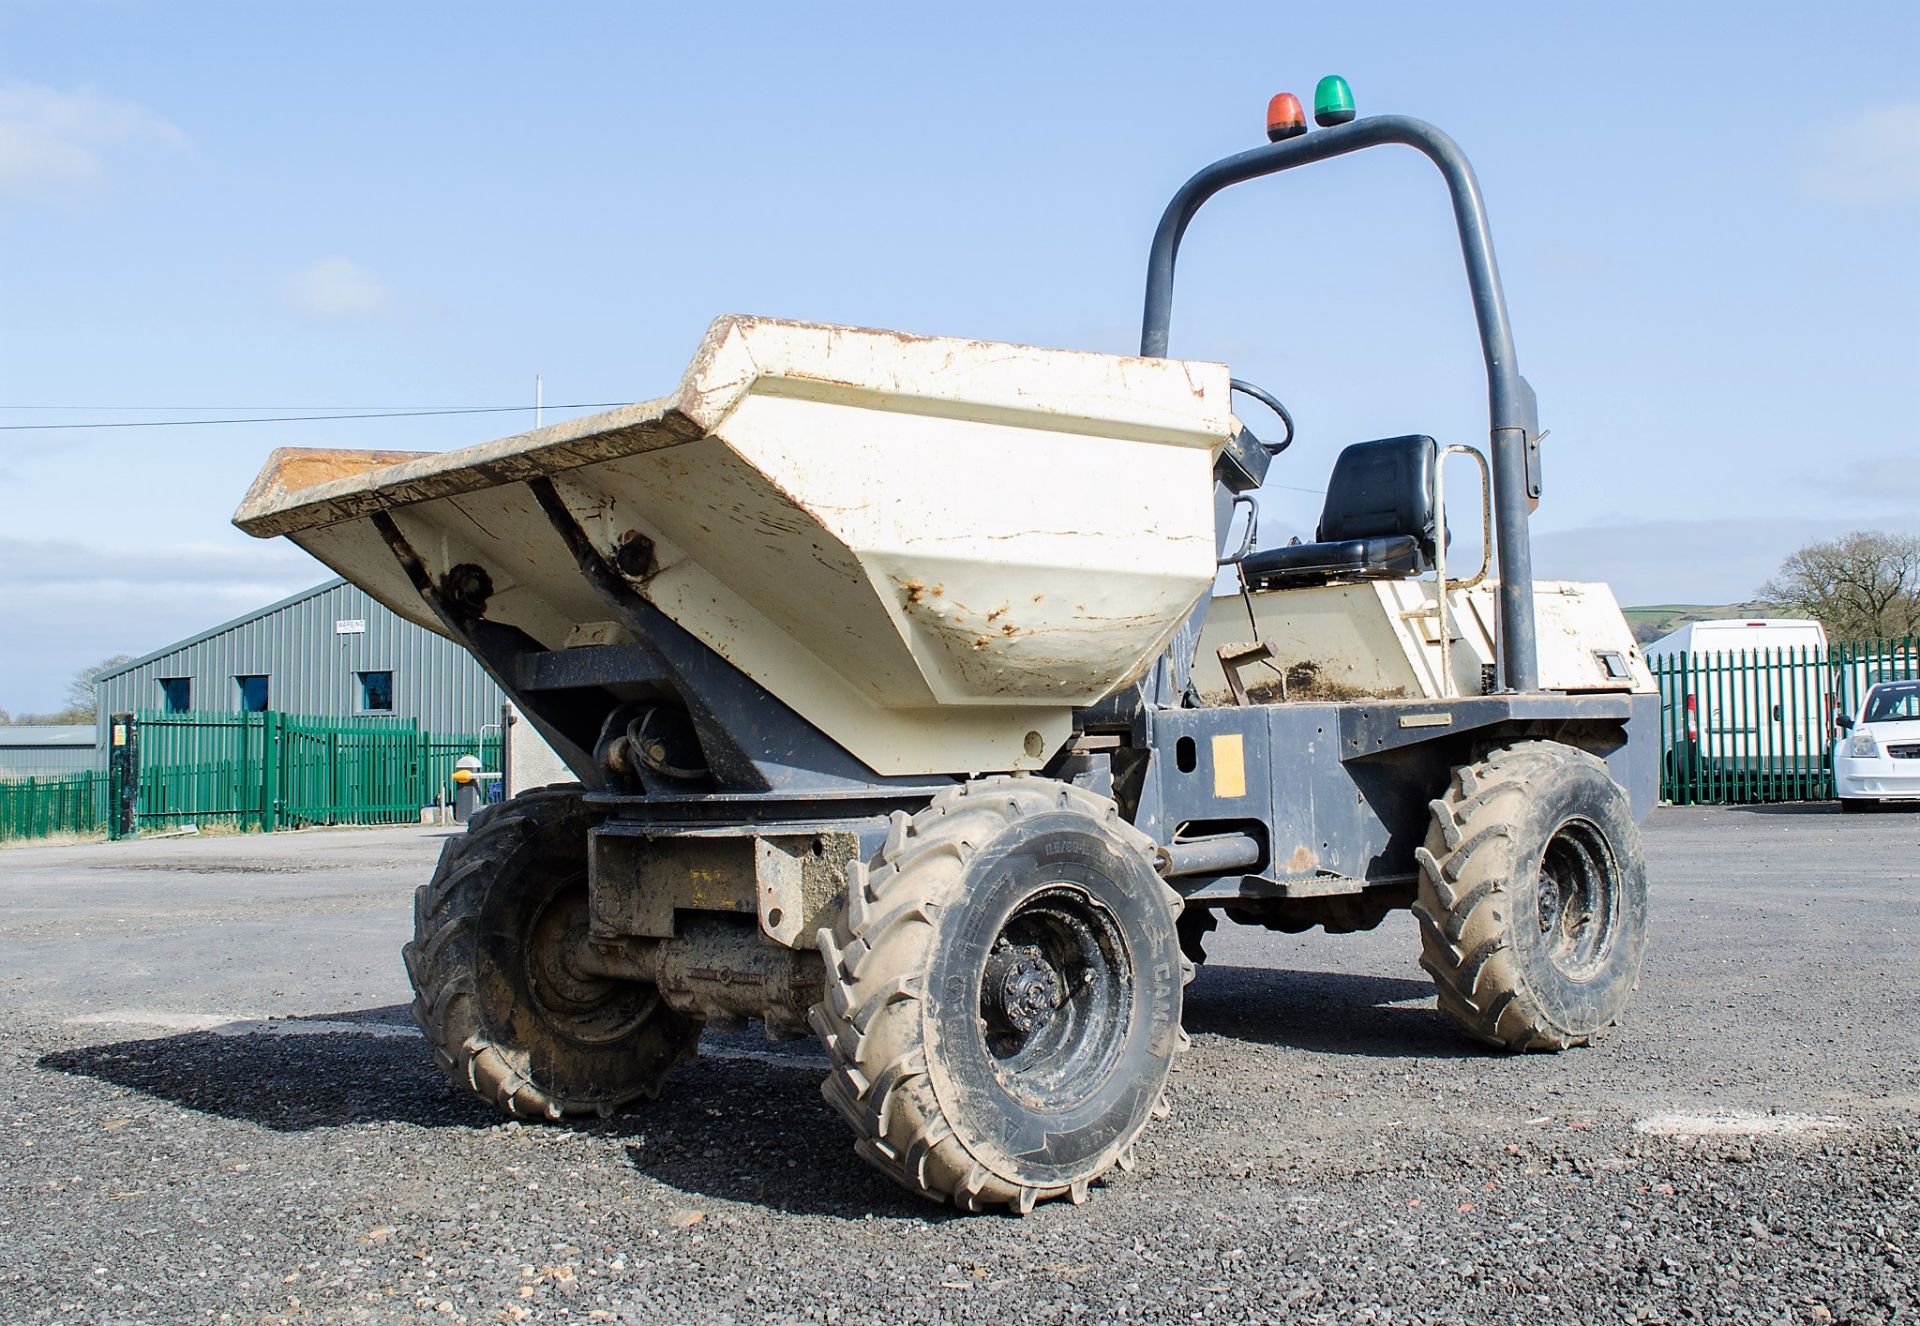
[985, 943, 1062, 1035]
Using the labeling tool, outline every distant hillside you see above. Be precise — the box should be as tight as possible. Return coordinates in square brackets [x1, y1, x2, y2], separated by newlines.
[1622, 601, 1782, 645]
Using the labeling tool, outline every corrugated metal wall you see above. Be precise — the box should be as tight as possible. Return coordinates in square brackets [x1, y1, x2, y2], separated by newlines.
[0, 726, 103, 776]
[93, 579, 505, 742]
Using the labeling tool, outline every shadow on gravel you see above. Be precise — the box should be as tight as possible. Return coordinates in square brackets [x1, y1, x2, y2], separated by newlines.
[39, 1006, 499, 1132]
[1184, 964, 1480, 1059]
[37, 972, 1481, 1215]
[38, 1007, 941, 1219]
[615, 1054, 947, 1222]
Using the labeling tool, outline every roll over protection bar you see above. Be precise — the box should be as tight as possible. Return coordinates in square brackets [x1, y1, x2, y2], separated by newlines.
[1140, 115, 1541, 693]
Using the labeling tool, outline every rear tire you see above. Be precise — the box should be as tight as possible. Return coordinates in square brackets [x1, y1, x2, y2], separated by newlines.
[1414, 742, 1648, 1051]
[403, 786, 702, 1119]
[810, 777, 1189, 1213]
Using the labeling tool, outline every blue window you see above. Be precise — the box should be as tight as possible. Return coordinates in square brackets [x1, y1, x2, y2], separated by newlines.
[235, 675, 269, 712]
[159, 677, 191, 712]
[358, 670, 394, 712]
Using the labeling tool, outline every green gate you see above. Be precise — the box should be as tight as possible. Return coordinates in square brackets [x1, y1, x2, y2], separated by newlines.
[277, 715, 441, 828]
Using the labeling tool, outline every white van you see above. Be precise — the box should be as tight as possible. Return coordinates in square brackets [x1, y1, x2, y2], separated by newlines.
[1644, 619, 1832, 787]
[1644, 618, 1828, 660]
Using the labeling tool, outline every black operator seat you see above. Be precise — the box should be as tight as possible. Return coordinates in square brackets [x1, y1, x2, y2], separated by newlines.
[1241, 435, 1443, 591]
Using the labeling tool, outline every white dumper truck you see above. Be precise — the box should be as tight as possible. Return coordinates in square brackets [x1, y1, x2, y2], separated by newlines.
[236, 86, 1657, 1213]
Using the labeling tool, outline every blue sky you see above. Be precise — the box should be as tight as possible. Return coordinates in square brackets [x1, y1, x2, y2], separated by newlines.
[2, 1, 1916, 712]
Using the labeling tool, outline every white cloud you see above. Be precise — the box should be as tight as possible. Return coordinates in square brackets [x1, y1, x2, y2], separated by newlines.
[0, 534, 315, 589]
[1799, 454, 1920, 504]
[284, 256, 394, 320]
[0, 81, 186, 211]
[0, 536, 327, 713]
[1797, 103, 1920, 208]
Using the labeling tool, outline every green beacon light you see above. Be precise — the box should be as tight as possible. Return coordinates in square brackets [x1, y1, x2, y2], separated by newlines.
[1313, 74, 1355, 127]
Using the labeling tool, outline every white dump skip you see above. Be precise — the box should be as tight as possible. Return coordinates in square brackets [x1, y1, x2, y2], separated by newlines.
[235, 316, 1236, 775]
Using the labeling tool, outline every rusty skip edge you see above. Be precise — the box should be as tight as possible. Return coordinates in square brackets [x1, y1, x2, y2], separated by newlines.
[234, 337, 747, 544]
[232, 314, 1235, 543]
[232, 404, 704, 541]
[230, 316, 762, 539]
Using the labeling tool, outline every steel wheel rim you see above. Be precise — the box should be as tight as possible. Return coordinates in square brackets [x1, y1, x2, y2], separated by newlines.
[1535, 817, 1619, 981]
[976, 885, 1132, 1110]
[525, 876, 663, 1045]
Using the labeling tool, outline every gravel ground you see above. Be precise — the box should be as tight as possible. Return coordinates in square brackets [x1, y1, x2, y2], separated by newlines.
[1, 805, 1914, 1324]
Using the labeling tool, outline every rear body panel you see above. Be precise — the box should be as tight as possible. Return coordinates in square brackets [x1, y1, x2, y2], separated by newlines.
[1194, 578, 1652, 703]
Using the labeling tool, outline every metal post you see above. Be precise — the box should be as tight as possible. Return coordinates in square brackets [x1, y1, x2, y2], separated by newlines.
[499, 702, 514, 800]
[1432, 451, 1452, 699]
[108, 712, 138, 840]
[262, 711, 282, 833]
[1140, 114, 1541, 691]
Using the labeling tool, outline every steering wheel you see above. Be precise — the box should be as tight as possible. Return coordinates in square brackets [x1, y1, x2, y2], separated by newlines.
[1229, 379, 1294, 454]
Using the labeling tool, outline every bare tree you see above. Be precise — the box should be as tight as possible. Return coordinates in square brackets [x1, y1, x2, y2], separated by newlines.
[62, 653, 134, 719]
[0, 655, 137, 726]
[1761, 530, 1920, 641]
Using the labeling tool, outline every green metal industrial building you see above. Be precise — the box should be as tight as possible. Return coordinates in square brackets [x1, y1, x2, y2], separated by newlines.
[92, 578, 505, 742]
[2, 579, 539, 843]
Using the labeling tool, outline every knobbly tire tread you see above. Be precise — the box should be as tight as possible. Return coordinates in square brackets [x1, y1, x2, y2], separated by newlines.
[403, 784, 700, 1121]
[810, 777, 1191, 1214]
[1413, 741, 1648, 1052]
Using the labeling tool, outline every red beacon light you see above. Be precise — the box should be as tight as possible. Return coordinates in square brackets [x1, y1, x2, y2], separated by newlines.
[1266, 92, 1307, 142]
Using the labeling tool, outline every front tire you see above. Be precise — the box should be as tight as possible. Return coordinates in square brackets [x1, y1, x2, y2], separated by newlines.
[403, 786, 702, 1120]
[810, 778, 1189, 1213]
[1414, 742, 1649, 1050]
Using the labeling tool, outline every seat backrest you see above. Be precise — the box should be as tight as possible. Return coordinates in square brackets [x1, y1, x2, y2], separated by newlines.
[1315, 435, 1440, 559]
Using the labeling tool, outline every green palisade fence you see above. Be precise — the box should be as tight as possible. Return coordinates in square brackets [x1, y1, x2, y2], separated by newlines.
[3, 711, 501, 843]
[0, 770, 109, 842]
[131, 710, 500, 832]
[1650, 635, 1919, 805]
[13, 639, 1917, 837]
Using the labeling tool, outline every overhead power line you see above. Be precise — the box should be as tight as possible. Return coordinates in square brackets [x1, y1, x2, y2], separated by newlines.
[0, 404, 1328, 495]
[3, 403, 563, 411]
[0, 403, 629, 432]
